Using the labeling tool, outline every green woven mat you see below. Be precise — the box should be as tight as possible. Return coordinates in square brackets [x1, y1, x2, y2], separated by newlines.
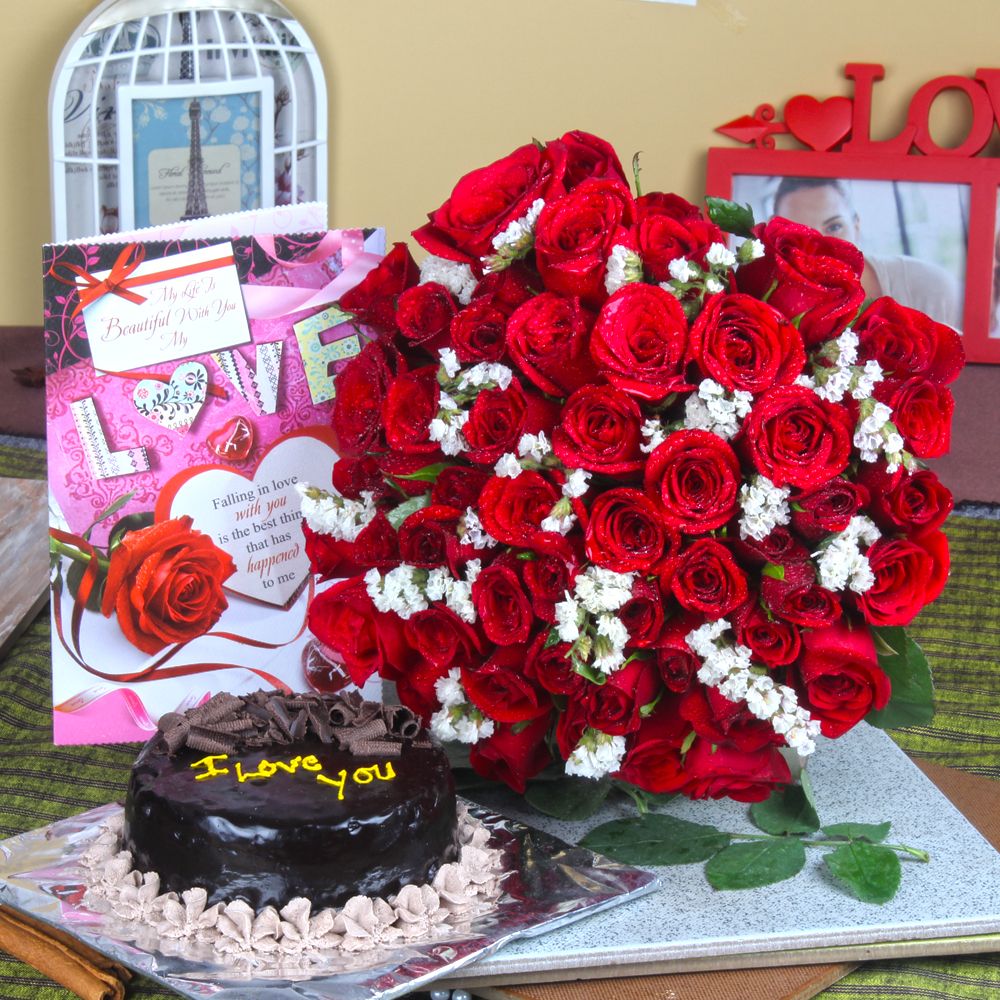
[0, 442, 998, 998]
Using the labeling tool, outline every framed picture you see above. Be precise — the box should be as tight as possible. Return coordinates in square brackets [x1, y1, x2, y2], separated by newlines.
[117, 79, 275, 231]
[706, 148, 1000, 364]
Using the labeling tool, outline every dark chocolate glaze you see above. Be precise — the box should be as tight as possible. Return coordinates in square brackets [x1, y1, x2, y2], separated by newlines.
[123, 737, 459, 910]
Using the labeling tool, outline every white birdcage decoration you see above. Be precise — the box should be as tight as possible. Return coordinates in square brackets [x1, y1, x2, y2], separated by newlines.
[49, 0, 327, 240]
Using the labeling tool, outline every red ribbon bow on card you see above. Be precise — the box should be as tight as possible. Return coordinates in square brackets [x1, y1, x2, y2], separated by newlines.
[53, 243, 238, 317]
[64, 243, 149, 316]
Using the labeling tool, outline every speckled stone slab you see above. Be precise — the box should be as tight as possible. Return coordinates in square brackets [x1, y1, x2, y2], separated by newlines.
[457, 723, 1000, 980]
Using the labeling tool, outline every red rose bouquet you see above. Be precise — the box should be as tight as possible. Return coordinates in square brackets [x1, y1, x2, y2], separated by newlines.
[301, 131, 963, 805]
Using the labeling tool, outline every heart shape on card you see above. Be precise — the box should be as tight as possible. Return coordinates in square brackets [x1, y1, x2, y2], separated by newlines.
[783, 95, 853, 151]
[155, 430, 338, 607]
[133, 362, 208, 434]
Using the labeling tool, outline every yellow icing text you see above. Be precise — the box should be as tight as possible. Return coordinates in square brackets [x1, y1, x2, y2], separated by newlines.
[190, 755, 231, 780]
[316, 762, 396, 800]
[189, 751, 395, 798]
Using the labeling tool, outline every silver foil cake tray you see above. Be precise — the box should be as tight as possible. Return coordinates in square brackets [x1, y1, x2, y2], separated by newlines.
[0, 799, 659, 999]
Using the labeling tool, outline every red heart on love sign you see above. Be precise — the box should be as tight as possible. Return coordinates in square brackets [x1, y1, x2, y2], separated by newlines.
[207, 415, 255, 462]
[783, 95, 853, 151]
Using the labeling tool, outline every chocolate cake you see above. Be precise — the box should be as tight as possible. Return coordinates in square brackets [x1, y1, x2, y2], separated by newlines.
[123, 690, 459, 910]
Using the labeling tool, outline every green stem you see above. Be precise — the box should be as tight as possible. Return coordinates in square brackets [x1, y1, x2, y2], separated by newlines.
[729, 832, 929, 861]
[50, 538, 110, 573]
[619, 783, 649, 816]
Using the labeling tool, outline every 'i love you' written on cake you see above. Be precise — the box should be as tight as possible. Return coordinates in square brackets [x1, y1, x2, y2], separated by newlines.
[80, 691, 503, 962]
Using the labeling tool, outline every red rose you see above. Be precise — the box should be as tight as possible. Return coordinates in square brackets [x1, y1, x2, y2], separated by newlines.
[378, 452, 443, 497]
[634, 192, 725, 283]
[506, 293, 598, 396]
[680, 740, 791, 803]
[585, 488, 673, 572]
[644, 429, 741, 533]
[655, 614, 702, 693]
[855, 297, 964, 384]
[526, 631, 586, 696]
[352, 512, 400, 570]
[690, 293, 806, 395]
[619, 577, 666, 647]
[761, 561, 841, 628]
[857, 531, 949, 626]
[735, 218, 865, 346]
[553, 129, 628, 190]
[740, 385, 853, 490]
[431, 465, 492, 511]
[472, 556, 534, 646]
[732, 598, 801, 668]
[449, 297, 507, 363]
[413, 142, 562, 264]
[477, 471, 564, 553]
[680, 686, 777, 753]
[462, 379, 556, 466]
[666, 539, 748, 617]
[874, 377, 954, 459]
[403, 605, 483, 669]
[534, 178, 635, 306]
[792, 622, 890, 737]
[616, 701, 690, 794]
[101, 516, 235, 654]
[395, 282, 456, 352]
[471, 264, 537, 315]
[397, 504, 461, 568]
[585, 659, 661, 735]
[790, 478, 870, 542]
[303, 512, 399, 580]
[590, 283, 690, 402]
[462, 644, 550, 723]
[307, 578, 408, 687]
[552, 385, 644, 475]
[733, 526, 811, 568]
[522, 554, 574, 623]
[339, 242, 418, 332]
[332, 341, 395, 457]
[468, 713, 553, 794]
[861, 465, 953, 536]
[382, 366, 440, 455]
[331, 455, 393, 503]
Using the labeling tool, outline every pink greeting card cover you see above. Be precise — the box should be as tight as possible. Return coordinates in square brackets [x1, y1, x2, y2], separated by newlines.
[42, 228, 384, 744]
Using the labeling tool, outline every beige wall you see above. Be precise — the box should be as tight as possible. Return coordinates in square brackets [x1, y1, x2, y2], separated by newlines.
[8, 0, 1000, 324]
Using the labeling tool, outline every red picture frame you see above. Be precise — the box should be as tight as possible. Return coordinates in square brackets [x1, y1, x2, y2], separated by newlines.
[705, 65, 1000, 364]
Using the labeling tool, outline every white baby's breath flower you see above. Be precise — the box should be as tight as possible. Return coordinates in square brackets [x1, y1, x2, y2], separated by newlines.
[458, 362, 513, 392]
[684, 379, 752, 440]
[419, 255, 477, 305]
[738, 475, 792, 542]
[434, 668, 465, 709]
[438, 347, 461, 379]
[668, 257, 698, 283]
[518, 431, 552, 462]
[640, 418, 668, 454]
[706, 242, 737, 268]
[562, 468, 591, 498]
[365, 565, 428, 620]
[565, 731, 627, 779]
[494, 453, 523, 479]
[704, 276, 725, 294]
[460, 508, 497, 549]
[554, 594, 582, 643]
[297, 484, 376, 542]
[604, 244, 644, 295]
[541, 512, 577, 535]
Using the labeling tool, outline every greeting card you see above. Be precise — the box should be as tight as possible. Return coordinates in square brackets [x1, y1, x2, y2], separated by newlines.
[43, 223, 384, 744]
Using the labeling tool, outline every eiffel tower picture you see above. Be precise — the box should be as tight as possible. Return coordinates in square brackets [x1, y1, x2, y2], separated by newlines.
[181, 97, 209, 221]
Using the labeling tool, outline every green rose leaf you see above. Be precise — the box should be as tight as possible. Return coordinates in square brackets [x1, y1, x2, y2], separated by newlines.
[750, 784, 821, 835]
[526, 777, 612, 821]
[66, 558, 106, 612]
[580, 814, 731, 866]
[761, 562, 785, 581]
[705, 838, 806, 890]
[705, 197, 756, 238]
[822, 821, 892, 843]
[386, 493, 431, 530]
[395, 463, 452, 483]
[823, 842, 902, 904]
[865, 625, 935, 730]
